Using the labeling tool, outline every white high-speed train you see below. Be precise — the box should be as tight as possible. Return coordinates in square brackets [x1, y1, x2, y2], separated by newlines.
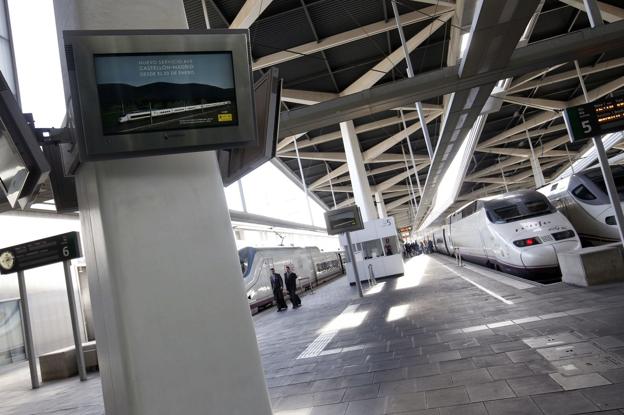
[539, 165, 624, 245]
[118, 100, 231, 123]
[422, 190, 581, 282]
[238, 246, 344, 313]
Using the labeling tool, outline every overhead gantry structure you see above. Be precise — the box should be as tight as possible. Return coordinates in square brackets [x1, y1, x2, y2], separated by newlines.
[6, 0, 624, 229]
[233, 0, 624, 229]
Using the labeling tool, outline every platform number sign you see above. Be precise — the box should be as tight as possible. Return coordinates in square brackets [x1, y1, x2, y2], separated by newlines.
[0, 232, 82, 275]
[564, 97, 624, 142]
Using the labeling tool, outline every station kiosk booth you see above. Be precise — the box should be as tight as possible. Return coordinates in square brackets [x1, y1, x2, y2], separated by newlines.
[339, 216, 404, 285]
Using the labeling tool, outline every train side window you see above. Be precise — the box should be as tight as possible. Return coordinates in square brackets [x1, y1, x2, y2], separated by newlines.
[572, 184, 597, 201]
[461, 201, 477, 218]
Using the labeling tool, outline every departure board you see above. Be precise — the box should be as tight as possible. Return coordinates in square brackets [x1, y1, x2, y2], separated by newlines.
[324, 206, 364, 235]
[564, 97, 624, 142]
[0, 232, 82, 275]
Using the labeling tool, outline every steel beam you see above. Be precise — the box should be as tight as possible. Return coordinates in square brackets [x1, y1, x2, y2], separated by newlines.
[252, 5, 454, 70]
[559, 0, 623, 23]
[278, 20, 624, 138]
[229, 0, 273, 29]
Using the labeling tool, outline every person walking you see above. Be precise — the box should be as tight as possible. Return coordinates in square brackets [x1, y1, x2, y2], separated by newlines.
[284, 266, 301, 309]
[270, 268, 287, 312]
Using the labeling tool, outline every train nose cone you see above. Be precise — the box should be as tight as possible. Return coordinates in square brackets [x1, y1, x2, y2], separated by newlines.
[520, 245, 558, 268]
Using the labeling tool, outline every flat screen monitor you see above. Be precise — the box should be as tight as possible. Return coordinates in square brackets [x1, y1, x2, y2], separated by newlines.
[0, 71, 49, 208]
[219, 67, 281, 186]
[64, 29, 256, 161]
[324, 206, 364, 235]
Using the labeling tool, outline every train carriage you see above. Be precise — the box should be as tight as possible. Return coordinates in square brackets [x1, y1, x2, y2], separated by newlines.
[238, 246, 343, 314]
[539, 165, 624, 245]
[421, 190, 581, 282]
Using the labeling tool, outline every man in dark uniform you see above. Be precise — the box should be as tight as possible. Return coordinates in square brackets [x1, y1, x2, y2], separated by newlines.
[270, 268, 287, 312]
[284, 266, 301, 309]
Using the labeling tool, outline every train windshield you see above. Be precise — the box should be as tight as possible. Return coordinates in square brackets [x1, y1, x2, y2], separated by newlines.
[584, 166, 624, 201]
[238, 248, 254, 279]
[485, 193, 555, 224]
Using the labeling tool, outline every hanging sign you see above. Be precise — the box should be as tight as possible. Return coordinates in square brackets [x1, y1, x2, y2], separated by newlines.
[564, 97, 624, 142]
[0, 232, 81, 275]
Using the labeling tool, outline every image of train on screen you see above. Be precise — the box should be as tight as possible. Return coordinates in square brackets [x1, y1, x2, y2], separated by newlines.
[118, 100, 232, 123]
[419, 190, 581, 282]
[238, 246, 344, 314]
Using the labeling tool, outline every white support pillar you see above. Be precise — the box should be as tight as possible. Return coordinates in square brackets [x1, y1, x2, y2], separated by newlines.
[54, 1, 272, 415]
[375, 192, 387, 219]
[340, 120, 377, 222]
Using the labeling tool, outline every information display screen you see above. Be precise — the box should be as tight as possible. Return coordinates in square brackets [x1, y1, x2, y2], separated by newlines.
[0, 120, 29, 207]
[63, 30, 256, 161]
[324, 206, 364, 235]
[564, 97, 624, 142]
[94, 52, 238, 135]
[0, 70, 49, 208]
[218, 67, 281, 186]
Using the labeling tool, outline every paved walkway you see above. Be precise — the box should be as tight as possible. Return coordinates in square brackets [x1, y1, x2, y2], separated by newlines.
[254, 254, 624, 415]
[1, 254, 624, 414]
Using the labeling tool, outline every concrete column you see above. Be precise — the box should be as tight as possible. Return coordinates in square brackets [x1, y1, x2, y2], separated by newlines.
[54, 1, 272, 414]
[340, 120, 376, 222]
[375, 192, 387, 219]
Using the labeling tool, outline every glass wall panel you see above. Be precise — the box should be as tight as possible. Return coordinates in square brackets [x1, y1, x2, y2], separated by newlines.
[0, 299, 25, 367]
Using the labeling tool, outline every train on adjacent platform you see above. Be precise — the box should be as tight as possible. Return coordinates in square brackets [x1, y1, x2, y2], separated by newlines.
[538, 165, 624, 246]
[238, 246, 344, 313]
[419, 190, 581, 282]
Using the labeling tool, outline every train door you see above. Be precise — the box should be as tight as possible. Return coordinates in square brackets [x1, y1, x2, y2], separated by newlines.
[262, 257, 275, 294]
[442, 228, 450, 256]
[338, 253, 345, 274]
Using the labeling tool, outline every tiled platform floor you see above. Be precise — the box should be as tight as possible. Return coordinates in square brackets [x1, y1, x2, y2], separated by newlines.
[1, 254, 624, 414]
[254, 254, 624, 415]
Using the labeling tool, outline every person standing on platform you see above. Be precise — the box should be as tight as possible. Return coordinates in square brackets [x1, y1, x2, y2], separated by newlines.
[270, 268, 287, 312]
[284, 266, 301, 309]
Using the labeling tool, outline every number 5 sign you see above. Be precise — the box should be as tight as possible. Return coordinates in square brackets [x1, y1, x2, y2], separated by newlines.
[564, 97, 624, 142]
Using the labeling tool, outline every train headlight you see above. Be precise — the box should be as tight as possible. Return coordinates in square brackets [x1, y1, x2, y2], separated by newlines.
[551, 230, 576, 240]
[513, 237, 541, 247]
[606, 216, 616, 225]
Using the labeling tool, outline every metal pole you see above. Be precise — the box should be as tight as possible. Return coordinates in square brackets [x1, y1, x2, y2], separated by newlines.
[522, 114, 546, 188]
[237, 181, 247, 213]
[293, 137, 315, 226]
[582, 0, 604, 28]
[17, 270, 39, 389]
[325, 162, 337, 208]
[391, 0, 434, 159]
[564, 143, 575, 175]
[345, 232, 363, 298]
[63, 261, 87, 381]
[400, 109, 423, 197]
[573, 57, 624, 242]
[593, 138, 624, 241]
[401, 144, 418, 214]
[499, 163, 509, 193]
